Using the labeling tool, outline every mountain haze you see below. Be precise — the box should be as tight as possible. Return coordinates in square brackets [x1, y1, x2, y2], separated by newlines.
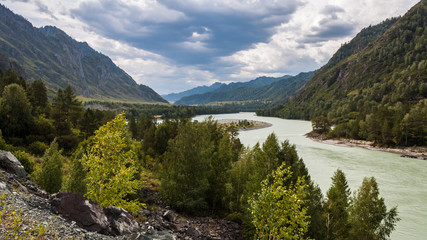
[0, 4, 166, 103]
[162, 82, 225, 103]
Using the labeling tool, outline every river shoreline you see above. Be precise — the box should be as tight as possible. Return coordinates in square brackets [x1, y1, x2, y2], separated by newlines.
[306, 133, 427, 160]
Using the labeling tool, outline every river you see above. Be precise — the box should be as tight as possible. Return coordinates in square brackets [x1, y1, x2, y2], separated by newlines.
[193, 112, 427, 240]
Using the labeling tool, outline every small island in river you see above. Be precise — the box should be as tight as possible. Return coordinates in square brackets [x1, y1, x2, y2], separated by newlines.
[217, 119, 272, 131]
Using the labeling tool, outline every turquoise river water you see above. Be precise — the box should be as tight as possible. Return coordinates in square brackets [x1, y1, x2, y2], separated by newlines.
[194, 112, 427, 240]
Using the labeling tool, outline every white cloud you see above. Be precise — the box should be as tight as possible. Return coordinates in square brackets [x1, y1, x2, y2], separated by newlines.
[219, 0, 420, 81]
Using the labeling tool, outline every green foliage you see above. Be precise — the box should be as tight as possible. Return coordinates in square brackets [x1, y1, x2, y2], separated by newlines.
[28, 79, 48, 115]
[0, 130, 11, 151]
[0, 83, 33, 140]
[62, 140, 90, 195]
[13, 150, 34, 175]
[0, 69, 27, 95]
[161, 121, 213, 214]
[312, 115, 331, 134]
[78, 108, 115, 138]
[81, 113, 144, 214]
[34, 139, 63, 193]
[249, 165, 310, 240]
[402, 100, 427, 146]
[207, 132, 233, 213]
[27, 141, 49, 156]
[324, 169, 351, 240]
[349, 177, 400, 240]
[51, 85, 83, 135]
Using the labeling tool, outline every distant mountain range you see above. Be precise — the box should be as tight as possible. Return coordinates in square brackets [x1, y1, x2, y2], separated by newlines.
[162, 82, 225, 103]
[174, 73, 314, 109]
[0, 4, 166, 103]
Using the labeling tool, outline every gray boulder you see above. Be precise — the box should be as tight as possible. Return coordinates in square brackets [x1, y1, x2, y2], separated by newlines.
[0, 150, 27, 179]
[105, 206, 140, 236]
[50, 192, 141, 236]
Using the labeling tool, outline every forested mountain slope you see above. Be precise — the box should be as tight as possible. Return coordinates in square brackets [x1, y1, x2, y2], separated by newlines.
[0, 4, 166, 103]
[258, 1, 426, 146]
[175, 72, 313, 106]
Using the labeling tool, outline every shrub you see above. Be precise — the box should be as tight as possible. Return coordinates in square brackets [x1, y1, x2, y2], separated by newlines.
[27, 141, 48, 156]
[13, 150, 34, 174]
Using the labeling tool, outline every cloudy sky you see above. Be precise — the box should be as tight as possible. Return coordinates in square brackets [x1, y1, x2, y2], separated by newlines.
[1, 0, 420, 94]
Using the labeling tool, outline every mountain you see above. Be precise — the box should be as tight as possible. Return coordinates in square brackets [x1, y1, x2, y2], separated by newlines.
[162, 82, 225, 103]
[258, 1, 426, 146]
[175, 75, 300, 105]
[175, 73, 313, 107]
[0, 4, 166, 103]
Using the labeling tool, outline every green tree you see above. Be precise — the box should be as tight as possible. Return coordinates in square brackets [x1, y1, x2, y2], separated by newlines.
[81, 113, 143, 214]
[51, 85, 82, 134]
[161, 121, 213, 214]
[324, 169, 351, 240]
[62, 140, 90, 195]
[402, 100, 427, 146]
[79, 109, 98, 138]
[128, 115, 138, 139]
[0, 69, 26, 95]
[249, 164, 310, 240]
[312, 115, 331, 134]
[349, 177, 399, 240]
[35, 139, 63, 193]
[207, 132, 233, 213]
[28, 79, 48, 115]
[63, 85, 83, 127]
[0, 83, 33, 140]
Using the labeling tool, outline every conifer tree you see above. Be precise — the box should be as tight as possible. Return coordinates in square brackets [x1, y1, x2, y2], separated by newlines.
[324, 169, 351, 240]
[349, 177, 399, 240]
[36, 139, 63, 193]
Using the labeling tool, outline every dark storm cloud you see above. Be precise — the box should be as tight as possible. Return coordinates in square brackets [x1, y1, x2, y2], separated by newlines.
[71, 0, 303, 65]
[34, 0, 57, 20]
[321, 5, 345, 19]
[303, 5, 355, 43]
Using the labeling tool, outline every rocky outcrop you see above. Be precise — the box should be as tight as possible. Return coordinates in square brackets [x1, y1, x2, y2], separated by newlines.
[0, 151, 242, 240]
[50, 192, 140, 236]
[139, 188, 243, 240]
[0, 150, 28, 179]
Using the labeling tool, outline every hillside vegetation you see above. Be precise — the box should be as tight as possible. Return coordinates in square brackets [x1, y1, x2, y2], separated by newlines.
[258, 1, 427, 146]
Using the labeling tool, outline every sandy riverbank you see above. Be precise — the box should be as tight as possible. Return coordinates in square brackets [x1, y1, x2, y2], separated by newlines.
[306, 133, 427, 160]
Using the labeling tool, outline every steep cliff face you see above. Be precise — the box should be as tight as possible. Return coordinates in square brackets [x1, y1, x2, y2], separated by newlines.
[0, 4, 166, 103]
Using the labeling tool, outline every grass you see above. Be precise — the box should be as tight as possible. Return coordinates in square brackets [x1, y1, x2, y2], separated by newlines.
[0, 193, 47, 239]
[0, 193, 81, 239]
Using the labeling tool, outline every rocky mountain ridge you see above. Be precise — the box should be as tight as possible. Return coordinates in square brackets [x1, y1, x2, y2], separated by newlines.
[0, 4, 166, 103]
